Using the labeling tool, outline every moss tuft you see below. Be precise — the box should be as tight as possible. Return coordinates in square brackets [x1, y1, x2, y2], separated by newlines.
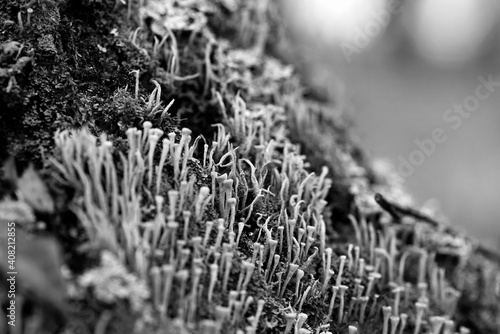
[0, 1, 498, 334]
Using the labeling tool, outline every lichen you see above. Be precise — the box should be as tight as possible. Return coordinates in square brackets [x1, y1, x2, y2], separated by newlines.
[77, 250, 150, 313]
[0, 0, 499, 334]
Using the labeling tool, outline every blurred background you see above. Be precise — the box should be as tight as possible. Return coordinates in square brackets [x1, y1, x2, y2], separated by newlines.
[283, 0, 500, 248]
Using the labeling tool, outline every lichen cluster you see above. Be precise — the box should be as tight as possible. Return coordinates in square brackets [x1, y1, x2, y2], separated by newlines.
[0, 0, 499, 334]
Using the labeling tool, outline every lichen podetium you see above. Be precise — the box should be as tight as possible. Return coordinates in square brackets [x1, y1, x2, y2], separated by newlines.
[0, 0, 498, 333]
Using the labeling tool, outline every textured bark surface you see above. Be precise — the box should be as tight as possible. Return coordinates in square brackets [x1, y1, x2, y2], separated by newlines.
[0, 1, 499, 333]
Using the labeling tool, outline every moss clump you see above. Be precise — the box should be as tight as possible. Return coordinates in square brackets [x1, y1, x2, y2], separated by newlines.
[0, 1, 499, 334]
[0, 0, 156, 164]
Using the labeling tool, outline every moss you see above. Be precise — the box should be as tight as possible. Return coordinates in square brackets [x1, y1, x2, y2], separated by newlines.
[76, 251, 150, 312]
[0, 0, 155, 164]
[0, 0, 499, 334]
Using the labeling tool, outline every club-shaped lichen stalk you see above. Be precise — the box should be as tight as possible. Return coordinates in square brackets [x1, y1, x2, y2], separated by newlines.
[202, 143, 209, 168]
[178, 248, 191, 270]
[438, 268, 446, 301]
[353, 278, 362, 297]
[150, 266, 161, 309]
[348, 326, 358, 334]
[321, 269, 335, 294]
[215, 306, 230, 333]
[326, 285, 339, 321]
[392, 286, 403, 315]
[417, 282, 428, 303]
[227, 198, 237, 233]
[278, 226, 284, 255]
[459, 327, 471, 334]
[280, 263, 299, 297]
[264, 239, 278, 281]
[126, 127, 137, 159]
[444, 287, 461, 316]
[168, 132, 176, 157]
[222, 251, 233, 292]
[159, 264, 175, 317]
[200, 320, 216, 334]
[232, 300, 243, 325]
[285, 218, 297, 264]
[323, 248, 332, 279]
[156, 138, 171, 195]
[191, 236, 202, 259]
[390, 316, 400, 334]
[175, 128, 192, 180]
[236, 221, 245, 248]
[214, 220, 225, 249]
[382, 306, 392, 334]
[268, 254, 280, 284]
[202, 221, 214, 247]
[195, 187, 210, 221]
[241, 261, 255, 291]
[368, 293, 379, 318]
[347, 244, 354, 271]
[442, 319, 455, 334]
[413, 302, 427, 334]
[228, 290, 238, 311]
[215, 173, 227, 211]
[182, 211, 191, 241]
[147, 129, 163, 188]
[248, 242, 259, 265]
[178, 181, 188, 211]
[367, 223, 376, 265]
[257, 243, 264, 275]
[298, 284, 311, 312]
[208, 263, 218, 302]
[175, 269, 190, 319]
[283, 313, 296, 334]
[303, 226, 316, 258]
[337, 285, 348, 323]
[252, 300, 265, 331]
[243, 295, 254, 316]
[317, 216, 327, 257]
[366, 272, 382, 297]
[335, 255, 347, 287]
[347, 296, 358, 321]
[152, 195, 165, 248]
[302, 247, 318, 274]
[227, 231, 235, 248]
[375, 247, 394, 283]
[353, 246, 360, 271]
[141, 121, 152, 147]
[298, 227, 305, 245]
[26, 8, 34, 27]
[403, 282, 412, 308]
[359, 296, 369, 324]
[222, 179, 234, 218]
[294, 269, 305, 302]
[167, 190, 179, 221]
[429, 266, 439, 299]
[210, 170, 218, 207]
[300, 235, 312, 258]
[358, 258, 365, 278]
[167, 222, 179, 262]
[295, 313, 308, 333]
[418, 249, 428, 284]
[429, 316, 445, 334]
[188, 266, 203, 322]
[397, 250, 411, 284]
[129, 70, 140, 99]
